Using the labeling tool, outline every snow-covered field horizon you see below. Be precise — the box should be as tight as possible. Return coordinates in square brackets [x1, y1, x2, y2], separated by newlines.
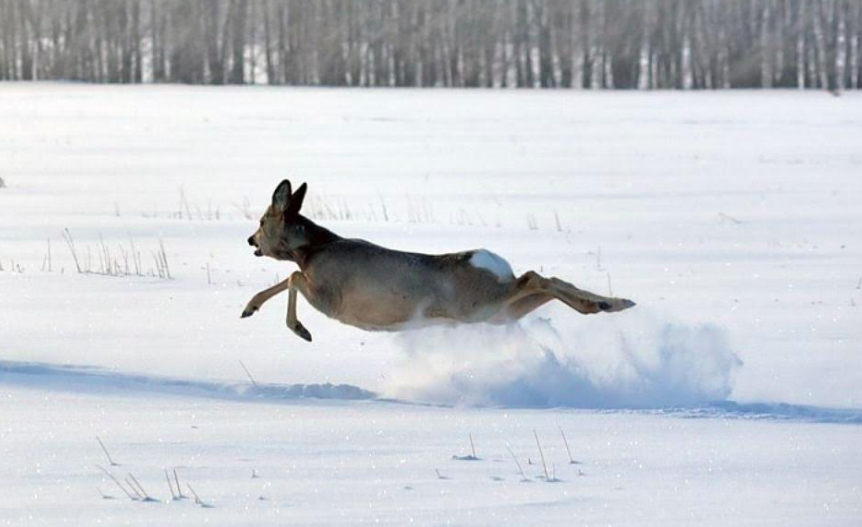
[1, 84, 860, 525]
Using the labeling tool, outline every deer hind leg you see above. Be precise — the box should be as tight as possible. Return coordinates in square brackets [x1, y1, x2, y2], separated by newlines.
[497, 292, 556, 322]
[548, 276, 636, 313]
[286, 271, 312, 342]
[489, 271, 557, 323]
[493, 271, 635, 322]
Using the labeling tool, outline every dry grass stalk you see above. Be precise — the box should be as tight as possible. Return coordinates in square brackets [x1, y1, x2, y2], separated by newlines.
[173, 468, 186, 499]
[165, 470, 177, 500]
[506, 446, 529, 482]
[96, 436, 119, 466]
[97, 465, 136, 501]
[560, 428, 577, 465]
[239, 360, 258, 387]
[533, 430, 550, 481]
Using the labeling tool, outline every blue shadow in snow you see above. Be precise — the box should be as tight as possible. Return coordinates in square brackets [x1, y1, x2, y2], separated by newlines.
[0, 359, 376, 402]
[2, 360, 860, 424]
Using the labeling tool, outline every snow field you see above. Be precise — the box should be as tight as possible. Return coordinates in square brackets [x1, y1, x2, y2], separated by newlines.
[1, 84, 861, 525]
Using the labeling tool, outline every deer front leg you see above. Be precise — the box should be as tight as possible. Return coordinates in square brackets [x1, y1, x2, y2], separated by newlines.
[241, 277, 292, 318]
[287, 271, 312, 342]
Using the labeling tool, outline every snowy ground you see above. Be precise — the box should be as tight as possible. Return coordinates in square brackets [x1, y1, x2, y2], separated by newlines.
[1, 84, 861, 525]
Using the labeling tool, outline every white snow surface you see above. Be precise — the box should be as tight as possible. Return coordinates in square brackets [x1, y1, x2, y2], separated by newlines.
[468, 249, 515, 281]
[1, 84, 861, 525]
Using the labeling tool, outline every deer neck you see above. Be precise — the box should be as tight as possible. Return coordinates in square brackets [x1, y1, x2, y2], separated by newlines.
[289, 216, 341, 270]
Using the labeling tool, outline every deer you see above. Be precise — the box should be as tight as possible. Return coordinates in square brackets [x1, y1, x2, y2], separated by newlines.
[242, 180, 635, 342]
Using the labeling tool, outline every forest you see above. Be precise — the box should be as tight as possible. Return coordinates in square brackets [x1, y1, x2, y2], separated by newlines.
[0, 0, 860, 89]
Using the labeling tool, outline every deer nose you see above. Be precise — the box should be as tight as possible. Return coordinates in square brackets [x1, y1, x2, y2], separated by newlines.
[247, 236, 257, 247]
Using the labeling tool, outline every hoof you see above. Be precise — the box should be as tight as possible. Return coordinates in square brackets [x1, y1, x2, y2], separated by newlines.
[292, 323, 312, 342]
[599, 298, 636, 312]
[241, 306, 258, 318]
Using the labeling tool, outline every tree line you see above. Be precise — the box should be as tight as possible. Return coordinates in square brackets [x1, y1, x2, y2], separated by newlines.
[0, 0, 860, 90]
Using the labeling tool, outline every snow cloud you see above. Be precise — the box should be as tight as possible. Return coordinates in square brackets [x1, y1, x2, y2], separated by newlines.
[382, 309, 741, 409]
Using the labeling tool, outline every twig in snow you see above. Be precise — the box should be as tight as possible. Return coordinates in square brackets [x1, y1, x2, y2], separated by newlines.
[97, 465, 136, 500]
[165, 470, 177, 500]
[187, 483, 212, 508]
[97, 486, 114, 500]
[125, 476, 144, 500]
[96, 436, 120, 466]
[156, 238, 171, 279]
[452, 434, 479, 461]
[533, 430, 550, 481]
[435, 468, 448, 480]
[173, 468, 186, 499]
[506, 446, 529, 482]
[187, 483, 201, 504]
[560, 428, 580, 465]
[378, 194, 389, 222]
[239, 360, 258, 387]
[62, 228, 82, 273]
[718, 212, 742, 224]
[127, 473, 154, 501]
[97, 233, 110, 275]
[128, 234, 141, 276]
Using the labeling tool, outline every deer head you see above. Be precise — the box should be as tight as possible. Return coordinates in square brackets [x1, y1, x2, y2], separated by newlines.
[247, 179, 309, 261]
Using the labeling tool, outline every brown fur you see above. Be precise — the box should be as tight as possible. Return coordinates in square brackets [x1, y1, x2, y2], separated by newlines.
[243, 180, 635, 341]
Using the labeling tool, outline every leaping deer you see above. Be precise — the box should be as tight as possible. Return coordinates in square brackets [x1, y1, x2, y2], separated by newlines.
[242, 180, 635, 341]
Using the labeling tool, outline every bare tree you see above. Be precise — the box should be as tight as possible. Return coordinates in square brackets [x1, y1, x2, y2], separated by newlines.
[0, 0, 860, 89]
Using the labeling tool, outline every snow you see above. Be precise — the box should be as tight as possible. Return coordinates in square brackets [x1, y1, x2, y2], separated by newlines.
[383, 316, 740, 408]
[469, 249, 515, 281]
[1, 84, 862, 525]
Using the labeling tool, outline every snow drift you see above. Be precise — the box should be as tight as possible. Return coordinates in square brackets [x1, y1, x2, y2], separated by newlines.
[383, 309, 742, 408]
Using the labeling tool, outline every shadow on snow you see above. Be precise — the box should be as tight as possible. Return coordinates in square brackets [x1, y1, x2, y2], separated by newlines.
[0, 359, 375, 402]
[1, 359, 860, 424]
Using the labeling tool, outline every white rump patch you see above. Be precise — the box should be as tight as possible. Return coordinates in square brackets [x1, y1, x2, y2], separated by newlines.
[469, 249, 514, 281]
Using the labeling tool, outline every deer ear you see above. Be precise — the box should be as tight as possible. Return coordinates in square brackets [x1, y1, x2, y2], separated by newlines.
[285, 182, 307, 217]
[272, 180, 292, 213]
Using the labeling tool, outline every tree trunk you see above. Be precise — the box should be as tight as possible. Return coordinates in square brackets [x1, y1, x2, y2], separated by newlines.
[229, 0, 248, 84]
